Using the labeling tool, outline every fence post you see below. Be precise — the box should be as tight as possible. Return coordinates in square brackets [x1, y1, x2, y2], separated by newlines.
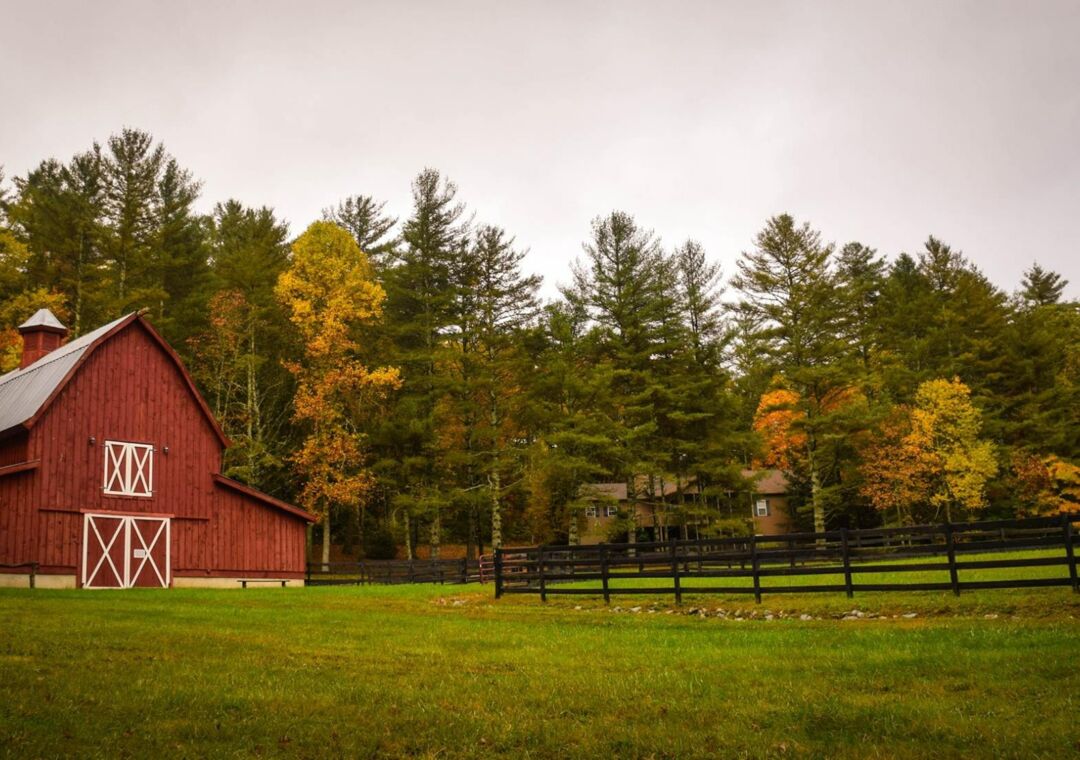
[30, 562, 37, 590]
[460, 557, 468, 585]
[1063, 514, 1078, 594]
[670, 535, 682, 605]
[494, 549, 504, 598]
[841, 528, 853, 599]
[750, 535, 762, 604]
[945, 522, 960, 597]
[305, 562, 311, 586]
[538, 547, 547, 603]
[601, 546, 611, 604]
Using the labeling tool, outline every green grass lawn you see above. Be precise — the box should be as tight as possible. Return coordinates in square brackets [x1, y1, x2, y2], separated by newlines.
[1, 583, 1078, 759]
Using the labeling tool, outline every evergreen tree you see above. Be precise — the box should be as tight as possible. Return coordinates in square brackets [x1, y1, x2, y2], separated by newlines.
[322, 194, 398, 269]
[1020, 262, 1068, 306]
[9, 150, 107, 334]
[448, 224, 540, 553]
[732, 214, 849, 533]
[101, 128, 166, 314]
[152, 158, 209, 347]
[378, 169, 469, 557]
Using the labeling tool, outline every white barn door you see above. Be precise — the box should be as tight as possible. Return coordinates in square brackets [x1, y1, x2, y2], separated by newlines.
[82, 513, 171, 589]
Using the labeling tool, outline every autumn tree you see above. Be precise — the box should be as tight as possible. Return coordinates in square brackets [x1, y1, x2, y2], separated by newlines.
[862, 379, 997, 523]
[275, 222, 401, 568]
[859, 406, 932, 525]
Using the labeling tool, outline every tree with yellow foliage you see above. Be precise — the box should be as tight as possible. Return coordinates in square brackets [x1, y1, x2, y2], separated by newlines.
[910, 378, 997, 521]
[861, 378, 996, 523]
[275, 222, 401, 569]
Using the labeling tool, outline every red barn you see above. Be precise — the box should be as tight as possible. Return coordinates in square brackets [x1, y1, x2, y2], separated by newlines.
[0, 309, 315, 589]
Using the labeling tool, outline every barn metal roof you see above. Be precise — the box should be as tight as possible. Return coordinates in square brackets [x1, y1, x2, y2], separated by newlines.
[0, 314, 131, 435]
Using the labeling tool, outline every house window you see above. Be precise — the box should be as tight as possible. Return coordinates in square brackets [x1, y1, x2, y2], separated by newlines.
[585, 505, 598, 518]
[754, 498, 769, 517]
[103, 441, 154, 497]
[605, 505, 619, 518]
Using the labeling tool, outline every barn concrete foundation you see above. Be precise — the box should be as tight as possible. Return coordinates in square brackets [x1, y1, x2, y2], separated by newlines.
[173, 576, 304, 589]
[0, 573, 77, 589]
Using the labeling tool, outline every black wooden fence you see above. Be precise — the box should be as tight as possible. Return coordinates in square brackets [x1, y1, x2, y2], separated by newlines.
[306, 556, 493, 586]
[494, 514, 1080, 603]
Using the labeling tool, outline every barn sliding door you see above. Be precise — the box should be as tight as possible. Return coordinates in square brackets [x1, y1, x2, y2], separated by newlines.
[82, 513, 171, 589]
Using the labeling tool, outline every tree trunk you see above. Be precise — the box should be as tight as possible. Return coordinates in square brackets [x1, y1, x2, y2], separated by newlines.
[430, 510, 441, 559]
[807, 433, 826, 537]
[321, 517, 331, 572]
[403, 509, 413, 560]
[489, 471, 503, 551]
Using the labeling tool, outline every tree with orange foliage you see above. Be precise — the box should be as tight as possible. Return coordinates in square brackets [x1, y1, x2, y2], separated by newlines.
[752, 386, 806, 470]
[275, 222, 401, 569]
[1012, 452, 1080, 516]
[859, 406, 932, 525]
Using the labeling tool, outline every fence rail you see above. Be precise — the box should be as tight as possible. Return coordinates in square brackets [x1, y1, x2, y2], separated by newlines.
[494, 514, 1080, 603]
[306, 556, 494, 586]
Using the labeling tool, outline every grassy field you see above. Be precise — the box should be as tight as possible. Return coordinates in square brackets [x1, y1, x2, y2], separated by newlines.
[1, 583, 1078, 759]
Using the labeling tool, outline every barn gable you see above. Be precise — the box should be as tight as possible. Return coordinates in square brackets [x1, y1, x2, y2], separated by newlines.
[0, 313, 228, 446]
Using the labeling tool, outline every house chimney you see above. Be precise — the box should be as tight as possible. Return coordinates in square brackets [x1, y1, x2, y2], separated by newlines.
[18, 309, 68, 369]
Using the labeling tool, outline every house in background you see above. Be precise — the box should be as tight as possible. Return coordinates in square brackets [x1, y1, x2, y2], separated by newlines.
[0, 309, 316, 589]
[744, 469, 792, 535]
[580, 468, 792, 543]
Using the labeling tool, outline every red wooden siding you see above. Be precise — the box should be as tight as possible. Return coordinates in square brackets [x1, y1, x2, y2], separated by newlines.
[0, 318, 309, 580]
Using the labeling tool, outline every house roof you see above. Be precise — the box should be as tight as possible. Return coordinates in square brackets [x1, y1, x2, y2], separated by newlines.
[584, 469, 790, 501]
[0, 313, 228, 446]
[742, 468, 789, 494]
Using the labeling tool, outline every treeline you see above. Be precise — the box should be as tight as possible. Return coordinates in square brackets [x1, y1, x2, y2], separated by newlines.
[1, 129, 1077, 561]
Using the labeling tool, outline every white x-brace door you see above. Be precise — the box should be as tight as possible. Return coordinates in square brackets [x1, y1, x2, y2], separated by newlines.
[82, 513, 171, 589]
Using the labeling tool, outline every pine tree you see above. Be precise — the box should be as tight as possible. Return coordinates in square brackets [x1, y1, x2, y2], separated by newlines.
[1020, 262, 1068, 307]
[732, 214, 849, 533]
[151, 158, 209, 347]
[322, 194, 398, 269]
[101, 128, 165, 314]
[9, 150, 107, 334]
[378, 168, 469, 557]
[567, 211, 669, 540]
[448, 224, 540, 552]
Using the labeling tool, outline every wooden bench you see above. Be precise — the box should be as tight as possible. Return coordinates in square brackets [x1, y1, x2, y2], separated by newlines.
[237, 579, 291, 589]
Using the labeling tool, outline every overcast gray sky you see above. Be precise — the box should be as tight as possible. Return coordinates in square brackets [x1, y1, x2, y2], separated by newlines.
[3, 0, 1078, 299]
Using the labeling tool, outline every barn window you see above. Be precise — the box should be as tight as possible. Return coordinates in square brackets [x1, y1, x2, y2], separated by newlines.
[605, 505, 619, 518]
[585, 505, 598, 518]
[754, 498, 769, 517]
[103, 441, 154, 497]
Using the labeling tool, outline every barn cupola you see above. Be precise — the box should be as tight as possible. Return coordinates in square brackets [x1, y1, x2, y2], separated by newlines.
[18, 309, 68, 369]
